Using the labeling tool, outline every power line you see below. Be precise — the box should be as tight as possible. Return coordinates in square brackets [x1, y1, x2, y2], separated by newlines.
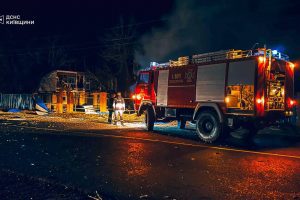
[0, 27, 189, 57]
[0, 41, 138, 56]
[0, 17, 171, 56]
[0, 17, 169, 44]
[0, 33, 182, 57]
[105, 18, 168, 30]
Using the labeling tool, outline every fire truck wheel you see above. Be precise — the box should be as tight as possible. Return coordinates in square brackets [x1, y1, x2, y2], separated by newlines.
[178, 117, 186, 129]
[196, 110, 223, 143]
[145, 108, 155, 131]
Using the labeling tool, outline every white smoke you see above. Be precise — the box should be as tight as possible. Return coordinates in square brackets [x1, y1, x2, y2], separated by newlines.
[134, 0, 284, 68]
[134, 0, 222, 67]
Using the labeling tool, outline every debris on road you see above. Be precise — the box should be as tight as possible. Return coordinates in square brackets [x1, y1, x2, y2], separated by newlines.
[139, 194, 149, 199]
[0, 110, 145, 131]
[88, 191, 103, 200]
[7, 108, 21, 113]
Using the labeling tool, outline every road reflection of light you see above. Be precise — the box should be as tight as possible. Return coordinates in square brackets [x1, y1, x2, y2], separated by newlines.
[126, 142, 150, 177]
[246, 157, 295, 177]
[232, 156, 300, 198]
[122, 122, 145, 128]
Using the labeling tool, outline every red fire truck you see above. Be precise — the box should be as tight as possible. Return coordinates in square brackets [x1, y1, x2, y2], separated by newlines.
[132, 48, 296, 143]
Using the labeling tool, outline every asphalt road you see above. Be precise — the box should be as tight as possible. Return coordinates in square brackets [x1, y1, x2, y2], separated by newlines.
[0, 120, 300, 200]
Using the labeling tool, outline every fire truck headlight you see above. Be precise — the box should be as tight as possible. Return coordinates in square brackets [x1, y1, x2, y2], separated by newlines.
[290, 99, 295, 106]
[285, 111, 294, 116]
[225, 97, 230, 103]
[132, 95, 136, 100]
[256, 98, 264, 104]
[258, 56, 265, 63]
[136, 94, 142, 100]
[289, 62, 295, 70]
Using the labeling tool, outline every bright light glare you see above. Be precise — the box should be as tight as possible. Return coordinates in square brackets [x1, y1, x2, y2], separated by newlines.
[225, 97, 230, 103]
[256, 98, 264, 104]
[290, 99, 295, 106]
[258, 56, 265, 63]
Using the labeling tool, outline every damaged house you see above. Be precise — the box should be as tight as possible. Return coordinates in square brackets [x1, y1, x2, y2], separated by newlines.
[38, 70, 107, 113]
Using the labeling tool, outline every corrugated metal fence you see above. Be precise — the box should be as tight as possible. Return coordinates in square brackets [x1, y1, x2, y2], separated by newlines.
[0, 94, 34, 110]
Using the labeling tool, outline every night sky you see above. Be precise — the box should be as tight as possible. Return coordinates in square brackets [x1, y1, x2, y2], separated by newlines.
[0, 0, 299, 92]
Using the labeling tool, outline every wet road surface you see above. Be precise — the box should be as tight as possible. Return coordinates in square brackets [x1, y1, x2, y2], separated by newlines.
[0, 119, 300, 199]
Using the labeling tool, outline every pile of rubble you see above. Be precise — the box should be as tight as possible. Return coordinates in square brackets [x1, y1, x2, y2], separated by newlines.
[0, 110, 145, 131]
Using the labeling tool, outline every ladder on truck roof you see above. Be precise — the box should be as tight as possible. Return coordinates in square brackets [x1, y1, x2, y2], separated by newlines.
[149, 48, 289, 69]
[192, 49, 289, 64]
[192, 49, 234, 64]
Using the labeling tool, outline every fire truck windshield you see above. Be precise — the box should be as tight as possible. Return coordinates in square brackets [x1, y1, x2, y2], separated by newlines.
[138, 73, 149, 84]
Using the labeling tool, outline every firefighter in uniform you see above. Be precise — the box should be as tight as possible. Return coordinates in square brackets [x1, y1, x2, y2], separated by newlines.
[113, 92, 125, 125]
[107, 92, 116, 124]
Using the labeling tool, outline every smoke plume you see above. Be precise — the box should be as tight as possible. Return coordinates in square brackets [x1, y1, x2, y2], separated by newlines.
[134, 0, 285, 68]
[134, 0, 222, 67]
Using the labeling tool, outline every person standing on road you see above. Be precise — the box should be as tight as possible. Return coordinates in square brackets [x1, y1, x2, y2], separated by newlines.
[107, 92, 116, 124]
[113, 92, 125, 126]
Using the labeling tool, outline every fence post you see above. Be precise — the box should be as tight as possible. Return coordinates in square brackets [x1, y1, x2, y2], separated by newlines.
[99, 92, 107, 112]
[92, 92, 98, 109]
[51, 93, 57, 112]
[56, 91, 63, 113]
[74, 92, 77, 112]
[79, 91, 85, 105]
[67, 91, 74, 113]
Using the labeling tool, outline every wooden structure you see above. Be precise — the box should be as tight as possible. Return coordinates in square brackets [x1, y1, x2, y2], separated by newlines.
[38, 70, 106, 113]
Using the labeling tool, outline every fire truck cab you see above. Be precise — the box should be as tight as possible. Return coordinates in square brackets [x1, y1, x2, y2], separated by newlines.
[132, 48, 296, 143]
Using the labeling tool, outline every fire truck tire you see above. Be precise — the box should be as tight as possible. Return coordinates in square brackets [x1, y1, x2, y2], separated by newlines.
[145, 107, 155, 131]
[196, 110, 224, 143]
[178, 117, 186, 129]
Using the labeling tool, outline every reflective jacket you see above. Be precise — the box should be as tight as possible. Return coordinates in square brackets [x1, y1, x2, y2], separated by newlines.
[113, 97, 125, 111]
